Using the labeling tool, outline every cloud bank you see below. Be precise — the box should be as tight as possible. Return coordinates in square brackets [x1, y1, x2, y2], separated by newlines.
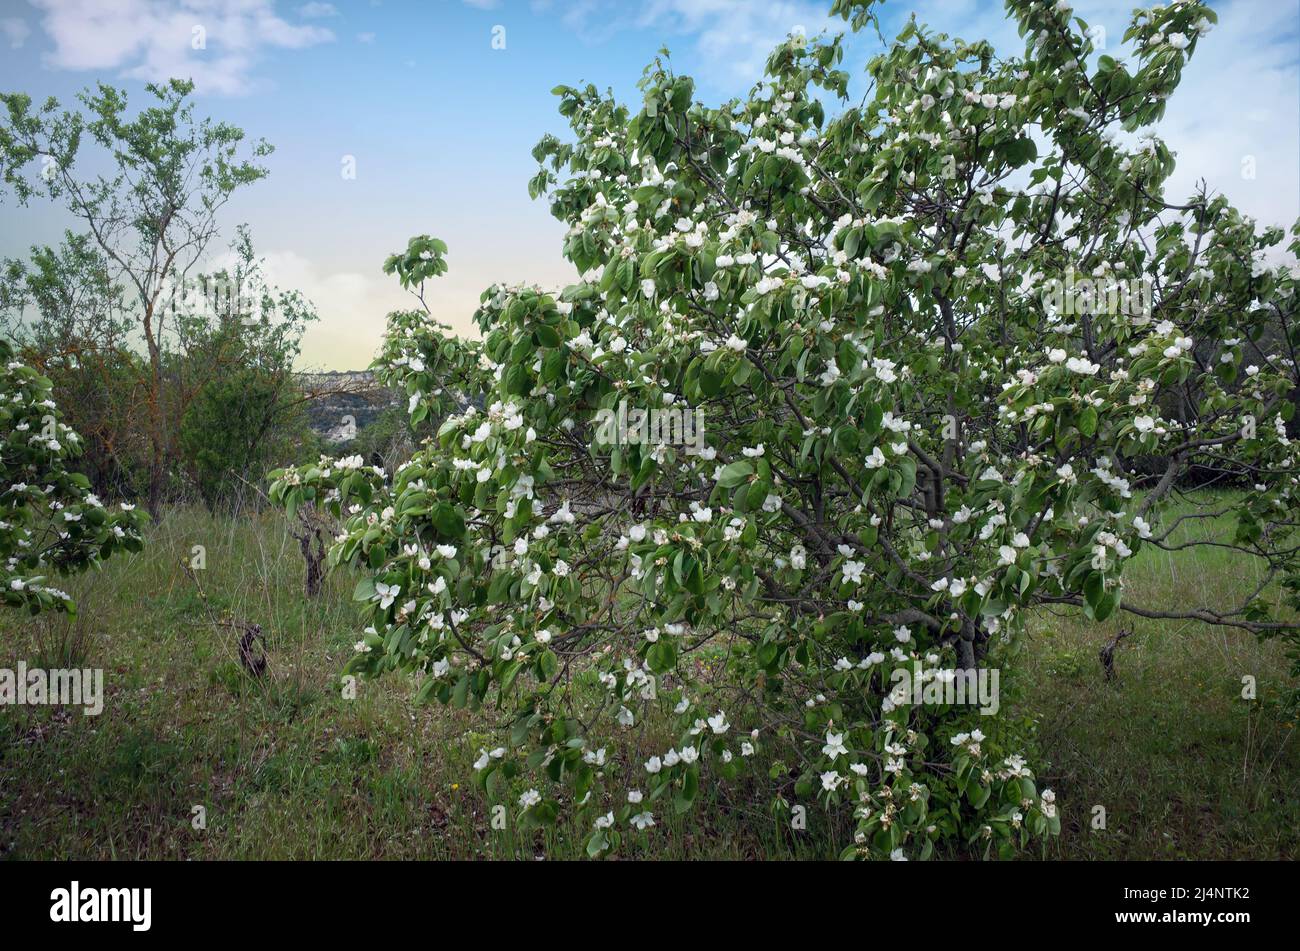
[28, 0, 335, 95]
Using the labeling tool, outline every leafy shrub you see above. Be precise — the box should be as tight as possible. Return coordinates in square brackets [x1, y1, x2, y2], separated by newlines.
[0, 338, 146, 614]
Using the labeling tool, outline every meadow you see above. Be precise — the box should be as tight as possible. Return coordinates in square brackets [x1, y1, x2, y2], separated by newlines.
[1, 497, 1296, 860]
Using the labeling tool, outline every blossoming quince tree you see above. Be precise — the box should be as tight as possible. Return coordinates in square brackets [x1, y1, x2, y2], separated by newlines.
[1, 339, 146, 615]
[271, 0, 1300, 858]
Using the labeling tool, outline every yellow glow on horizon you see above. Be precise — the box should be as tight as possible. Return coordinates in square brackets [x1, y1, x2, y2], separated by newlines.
[293, 252, 576, 371]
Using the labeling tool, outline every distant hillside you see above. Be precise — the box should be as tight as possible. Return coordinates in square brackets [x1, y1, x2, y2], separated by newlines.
[298, 370, 397, 443]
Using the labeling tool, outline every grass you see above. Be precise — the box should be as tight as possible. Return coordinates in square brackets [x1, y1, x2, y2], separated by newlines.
[1021, 503, 1300, 859]
[1, 499, 1296, 860]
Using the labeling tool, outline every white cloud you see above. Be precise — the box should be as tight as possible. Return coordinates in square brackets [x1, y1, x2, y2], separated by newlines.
[529, 0, 831, 82]
[529, 0, 625, 44]
[635, 0, 835, 84]
[297, 2, 338, 18]
[356, 32, 376, 44]
[1, 17, 31, 49]
[28, 0, 335, 96]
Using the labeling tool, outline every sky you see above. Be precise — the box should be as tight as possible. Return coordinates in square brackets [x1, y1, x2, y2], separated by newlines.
[0, 0, 1297, 369]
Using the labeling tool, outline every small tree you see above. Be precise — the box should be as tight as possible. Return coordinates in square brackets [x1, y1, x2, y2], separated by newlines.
[272, 0, 1299, 858]
[176, 227, 318, 510]
[0, 338, 145, 615]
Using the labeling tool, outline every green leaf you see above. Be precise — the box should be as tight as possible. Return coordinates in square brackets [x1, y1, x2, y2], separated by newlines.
[647, 639, 677, 673]
[716, 460, 753, 488]
[353, 577, 376, 602]
[537, 648, 559, 681]
[432, 502, 465, 539]
[1078, 406, 1097, 438]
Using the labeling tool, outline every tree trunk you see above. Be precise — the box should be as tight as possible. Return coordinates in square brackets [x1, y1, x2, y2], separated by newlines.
[295, 510, 327, 598]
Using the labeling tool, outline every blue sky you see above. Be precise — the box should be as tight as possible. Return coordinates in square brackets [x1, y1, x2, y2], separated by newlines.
[1, 0, 1297, 368]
